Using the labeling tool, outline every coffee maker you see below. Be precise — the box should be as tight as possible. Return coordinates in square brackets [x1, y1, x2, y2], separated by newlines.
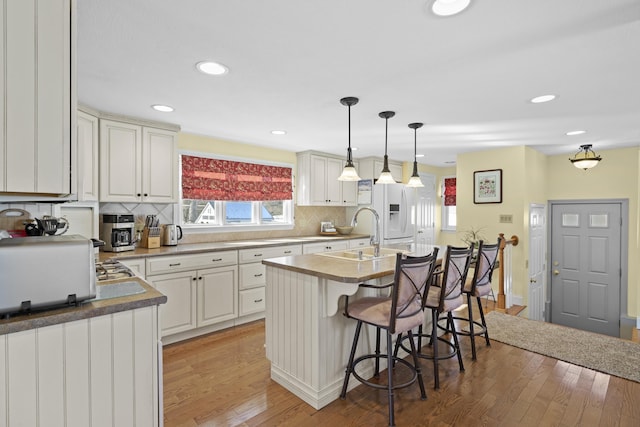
[100, 214, 136, 252]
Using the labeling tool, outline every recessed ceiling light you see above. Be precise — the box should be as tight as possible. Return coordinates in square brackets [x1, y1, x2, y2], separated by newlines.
[530, 94, 556, 104]
[566, 130, 586, 136]
[196, 61, 229, 76]
[271, 130, 286, 135]
[416, 154, 425, 158]
[151, 104, 174, 112]
[432, 0, 471, 16]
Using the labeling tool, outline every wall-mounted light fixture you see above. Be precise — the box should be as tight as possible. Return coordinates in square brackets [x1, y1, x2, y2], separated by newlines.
[338, 97, 361, 181]
[376, 111, 396, 184]
[569, 144, 602, 170]
[406, 122, 424, 187]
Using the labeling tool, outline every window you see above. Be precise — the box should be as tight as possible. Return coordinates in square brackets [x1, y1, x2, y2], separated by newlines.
[180, 153, 294, 230]
[442, 176, 457, 231]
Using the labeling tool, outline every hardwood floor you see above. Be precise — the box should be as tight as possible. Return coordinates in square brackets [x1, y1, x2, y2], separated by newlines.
[163, 306, 640, 427]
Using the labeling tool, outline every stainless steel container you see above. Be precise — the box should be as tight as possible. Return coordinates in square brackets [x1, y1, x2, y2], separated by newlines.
[0, 235, 96, 315]
[161, 224, 183, 246]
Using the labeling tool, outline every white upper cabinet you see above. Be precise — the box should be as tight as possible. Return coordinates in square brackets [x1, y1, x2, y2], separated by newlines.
[0, 0, 72, 195]
[99, 118, 177, 203]
[76, 110, 99, 201]
[297, 151, 358, 206]
[357, 156, 404, 184]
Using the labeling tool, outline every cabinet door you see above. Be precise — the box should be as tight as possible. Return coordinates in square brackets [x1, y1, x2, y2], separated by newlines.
[142, 127, 177, 203]
[76, 111, 99, 201]
[147, 271, 197, 336]
[197, 266, 238, 327]
[3, 0, 71, 194]
[348, 238, 370, 249]
[325, 157, 343, 205]
[341, 160, 358, 206]
[309, 155, 328, 205]
[99, 120, 142, 202]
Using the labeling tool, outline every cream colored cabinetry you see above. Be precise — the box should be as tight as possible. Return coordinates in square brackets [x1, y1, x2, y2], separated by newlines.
[145, 251, 238, 337]
[0, 0, 72, 195]
[99, 119, 177, 203]
[76, 110, 99, 201]
[0, 306, 161, 427]
[296, 151, 358, 206]
[238, 245, 302, 316]
[302, 240, 349, 254]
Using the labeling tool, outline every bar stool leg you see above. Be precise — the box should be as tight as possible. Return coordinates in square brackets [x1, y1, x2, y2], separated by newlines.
[340, 321, 363, 399]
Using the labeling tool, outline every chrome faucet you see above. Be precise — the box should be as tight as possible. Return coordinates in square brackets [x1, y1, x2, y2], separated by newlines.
[351, 207, 381, 257]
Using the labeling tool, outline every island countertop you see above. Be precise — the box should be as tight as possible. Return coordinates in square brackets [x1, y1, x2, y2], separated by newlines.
[262, 243, 442, 283]
[0, 276, 167, 336]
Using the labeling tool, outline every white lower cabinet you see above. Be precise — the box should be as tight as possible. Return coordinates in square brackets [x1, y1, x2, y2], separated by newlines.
[239, 287, 266, 316]
[0, 306, 161, 427]
[119, 257, 146, 278]
[145, 251, 239, 338]
[197, 266, 238, 327]
[148, 270, 197, 336]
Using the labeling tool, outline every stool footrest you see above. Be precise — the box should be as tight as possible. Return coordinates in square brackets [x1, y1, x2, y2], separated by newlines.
[351, 353, 419, 391]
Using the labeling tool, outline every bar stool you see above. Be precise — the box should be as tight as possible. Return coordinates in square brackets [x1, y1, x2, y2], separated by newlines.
[395, 245, 473, 389]
[340, 250, 439, 427]
[453, 239, 500, 360]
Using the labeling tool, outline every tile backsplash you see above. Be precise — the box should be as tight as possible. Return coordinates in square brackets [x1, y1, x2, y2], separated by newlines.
[0, 202, 351, 244]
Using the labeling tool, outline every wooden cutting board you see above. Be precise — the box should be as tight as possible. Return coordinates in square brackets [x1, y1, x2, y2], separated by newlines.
[0, 208, 31, 230]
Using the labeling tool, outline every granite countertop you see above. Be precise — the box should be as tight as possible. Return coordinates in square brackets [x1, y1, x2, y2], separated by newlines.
[0, 276, 167, 336]
[99, 234, 370, 262]
[262, 243, 443, 283]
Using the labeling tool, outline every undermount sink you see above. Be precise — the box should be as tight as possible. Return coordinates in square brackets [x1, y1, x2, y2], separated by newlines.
[315, 246, 407, 261]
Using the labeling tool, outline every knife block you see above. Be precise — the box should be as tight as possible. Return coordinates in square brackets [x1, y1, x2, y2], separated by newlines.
[139, 228, 160, 249]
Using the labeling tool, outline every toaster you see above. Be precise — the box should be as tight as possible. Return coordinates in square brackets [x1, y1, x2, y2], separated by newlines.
[0, 235, 96, 315]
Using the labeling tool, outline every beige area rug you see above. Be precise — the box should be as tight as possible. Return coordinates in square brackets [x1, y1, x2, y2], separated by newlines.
[484, 311, 640, 383]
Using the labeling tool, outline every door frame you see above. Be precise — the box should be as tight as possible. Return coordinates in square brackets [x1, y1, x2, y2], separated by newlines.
[547, 198, 630, 335]
[528, 203, 546, 321]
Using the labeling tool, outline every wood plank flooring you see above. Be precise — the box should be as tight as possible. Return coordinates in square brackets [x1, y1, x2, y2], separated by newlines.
[163, 305, 640, 427]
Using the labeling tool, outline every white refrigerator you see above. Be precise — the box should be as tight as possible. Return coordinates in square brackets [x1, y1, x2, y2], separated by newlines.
[372, 183, 415, 245]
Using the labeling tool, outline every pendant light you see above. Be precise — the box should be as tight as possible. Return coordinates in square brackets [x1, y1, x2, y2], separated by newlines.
[406, 122, 424, 188]
[569, 144, 602, 170]
[338, 97, 361, 181]
[376, 111, 396, 184]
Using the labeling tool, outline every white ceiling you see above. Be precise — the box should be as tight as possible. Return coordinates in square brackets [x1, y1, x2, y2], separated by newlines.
[77, 0, 640, 167]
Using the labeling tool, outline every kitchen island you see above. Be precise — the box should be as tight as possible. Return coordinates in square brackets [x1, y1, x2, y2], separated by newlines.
[0, 276, 167, 427]
[262, 244, 438, 410]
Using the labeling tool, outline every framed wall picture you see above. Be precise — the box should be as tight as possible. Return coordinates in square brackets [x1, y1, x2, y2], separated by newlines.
[474, 169, 502, 204]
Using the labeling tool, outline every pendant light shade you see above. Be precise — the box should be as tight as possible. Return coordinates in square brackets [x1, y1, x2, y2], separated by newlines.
[569, 144, 602, 170]
[406, 122, 424, 188]
[338, 97, 361, 181]
[376, 111, 396, 185]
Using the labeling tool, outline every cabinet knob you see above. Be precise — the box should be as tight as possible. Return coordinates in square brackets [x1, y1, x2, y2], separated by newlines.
[143, 193, 148, 197]
[192, 277, 197, 281]
[198, 276, 202, 280]
[137, 193, 141, 197]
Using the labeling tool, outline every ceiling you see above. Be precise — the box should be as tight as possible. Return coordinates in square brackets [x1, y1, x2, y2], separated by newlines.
[77, 0, 640, 167]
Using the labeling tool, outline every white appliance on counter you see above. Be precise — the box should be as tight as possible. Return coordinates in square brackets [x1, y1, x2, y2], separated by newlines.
[359, 183, 415, 245]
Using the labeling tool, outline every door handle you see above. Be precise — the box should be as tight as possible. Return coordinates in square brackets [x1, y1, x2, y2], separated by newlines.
[553, 270, 559, 275]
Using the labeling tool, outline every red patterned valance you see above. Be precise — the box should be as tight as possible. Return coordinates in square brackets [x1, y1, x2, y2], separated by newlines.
[181, 155, 292, 201]
[444, 177, 456, 206]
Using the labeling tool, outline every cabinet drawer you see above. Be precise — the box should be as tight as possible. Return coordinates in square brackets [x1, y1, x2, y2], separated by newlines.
[302, 240, 349, 254]
[239, 263, 266, 289]
[239, 287, 266, 316]
[146, 250, 237, 276]
[238, 244, 302, 264]
[348, 238, 370, 249]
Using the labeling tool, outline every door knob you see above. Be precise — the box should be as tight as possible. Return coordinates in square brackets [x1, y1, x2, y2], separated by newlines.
[553, 269, 559, 275]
